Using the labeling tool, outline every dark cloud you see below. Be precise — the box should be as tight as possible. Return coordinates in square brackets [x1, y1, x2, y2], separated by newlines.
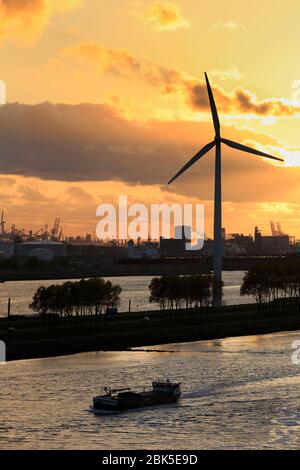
[0, 102, 184, 184]
[187, 83, 300, 116]
[0, 101, 298, 203]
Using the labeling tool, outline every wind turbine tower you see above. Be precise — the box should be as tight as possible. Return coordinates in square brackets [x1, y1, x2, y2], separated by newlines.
[168, 73, 283, 307]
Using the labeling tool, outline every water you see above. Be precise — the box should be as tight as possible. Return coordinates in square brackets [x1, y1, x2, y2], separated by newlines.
[0, 331, 299, 449]
[0, 271, 252, 317]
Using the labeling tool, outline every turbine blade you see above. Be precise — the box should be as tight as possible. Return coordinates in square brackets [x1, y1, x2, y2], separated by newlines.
[168, 140, 215, 184]
[205, 72, 220, 137]
[221, 138, 284, 162]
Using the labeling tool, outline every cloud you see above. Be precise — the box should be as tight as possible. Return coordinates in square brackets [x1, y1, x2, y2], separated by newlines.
[3, 172, 300, 238]
[66, 186, 95, 203]
[63, 42, 147, 79]
[144, 1, 190, 31]
[63, 41, 300, 117]
[3, 173, 300, 238]
[0, 101, 297, 205]
[0, 176, 15, 186]
[187, 83, 300, 116]
[0, 174, 206, 237]
[61, 26, 81, 38]
[0, 0, 81, 43]
[213, 20, 246, 31]
[1, 103, 300, 237]
[0, 101, 185, 184]
[209, 66, 244, 81]
[17, 184, 50, 202]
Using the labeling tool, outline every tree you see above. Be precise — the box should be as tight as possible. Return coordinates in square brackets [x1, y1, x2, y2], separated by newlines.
[29, 277, 122, 317]
[240, 259, 300, 311]
[149, 274, 214, 310]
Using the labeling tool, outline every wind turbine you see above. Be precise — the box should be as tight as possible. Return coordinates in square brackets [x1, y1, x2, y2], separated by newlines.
[168, 73, 284, 308]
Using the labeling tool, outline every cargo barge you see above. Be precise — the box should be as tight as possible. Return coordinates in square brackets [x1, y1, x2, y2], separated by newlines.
[90, 380, 181, 414]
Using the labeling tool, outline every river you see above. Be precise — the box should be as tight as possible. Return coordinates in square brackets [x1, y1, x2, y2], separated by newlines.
[0, 271, 253, 317]
[0, 331, 299, 449]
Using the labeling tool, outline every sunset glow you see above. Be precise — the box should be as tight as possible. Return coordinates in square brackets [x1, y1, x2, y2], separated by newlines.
[1, 0, 300, 237]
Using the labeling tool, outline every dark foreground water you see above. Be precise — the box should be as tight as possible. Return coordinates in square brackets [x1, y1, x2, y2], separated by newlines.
[0, 271, 252, 317]
[0, 331, 300, 449]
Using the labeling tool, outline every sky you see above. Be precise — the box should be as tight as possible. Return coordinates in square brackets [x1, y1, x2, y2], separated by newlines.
[1, 0, 300, 238]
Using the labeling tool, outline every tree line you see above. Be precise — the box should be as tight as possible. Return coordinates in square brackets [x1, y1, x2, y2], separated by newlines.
[30, 278, 122, 316]
[149, 274, 215, 310]
[241, 259, 300, 311]
[28, 261, 300, 318]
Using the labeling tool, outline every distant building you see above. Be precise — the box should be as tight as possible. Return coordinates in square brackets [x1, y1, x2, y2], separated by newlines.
[159, 225, 194, 257]
[85, 233, 93, 243]
[126, 240, 159, 259]
[27, 248, 54, 261]
[254, 226, 291, 255]
[159, 237, 186, 257]
[159, 237, 203, 257]
[0, 243, 14, 258]
[225, 234, 254, 256]
[259, 236, 290, 255]
[174, 225, 191, 241]
[15, 240, 66, 258]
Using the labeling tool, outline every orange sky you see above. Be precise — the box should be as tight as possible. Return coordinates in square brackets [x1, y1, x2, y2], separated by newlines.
[1, 0, 300, 238]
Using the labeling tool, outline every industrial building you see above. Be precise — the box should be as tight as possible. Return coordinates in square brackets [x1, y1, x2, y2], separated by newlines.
[255, 234, 290, 255]
[254, 225, 291, 255]
[0, 243, 14, 259]
[159, 237, 186, 257]
[159, 225, 203, 257]
[15, 240, 66, 259]
[126, 240, 159, 259]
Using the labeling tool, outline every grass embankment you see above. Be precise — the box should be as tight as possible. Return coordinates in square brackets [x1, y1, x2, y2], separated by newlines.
[1, 303, 300, 361]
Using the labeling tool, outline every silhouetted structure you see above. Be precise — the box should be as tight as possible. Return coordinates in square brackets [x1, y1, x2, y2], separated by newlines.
[168, 73, 283, 307]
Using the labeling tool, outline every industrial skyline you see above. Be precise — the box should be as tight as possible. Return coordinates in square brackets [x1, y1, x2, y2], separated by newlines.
[0, 208, 295, 248]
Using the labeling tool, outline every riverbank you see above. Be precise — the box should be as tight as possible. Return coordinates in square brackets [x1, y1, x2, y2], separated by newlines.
[1, 303, 300, 361]
[0, 255, 289, 282]
[0, 262, 208, 282]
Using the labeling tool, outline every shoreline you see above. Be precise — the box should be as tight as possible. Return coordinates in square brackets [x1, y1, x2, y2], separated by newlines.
[0, 264, 210, 282]
[2, 304, 300, 361]
[0, 256, 291, 283]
